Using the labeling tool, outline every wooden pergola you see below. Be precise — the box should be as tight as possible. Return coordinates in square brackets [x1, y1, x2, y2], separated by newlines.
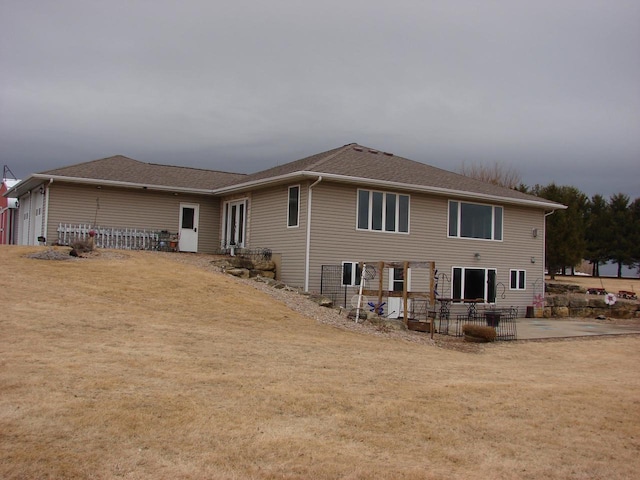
[360, 260, 436, 336]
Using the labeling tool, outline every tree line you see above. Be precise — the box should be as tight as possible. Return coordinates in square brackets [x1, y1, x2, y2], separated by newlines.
[522, 185, 640, 278]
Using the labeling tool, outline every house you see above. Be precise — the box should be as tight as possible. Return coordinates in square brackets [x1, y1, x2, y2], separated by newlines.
[5, 144, 565, 314]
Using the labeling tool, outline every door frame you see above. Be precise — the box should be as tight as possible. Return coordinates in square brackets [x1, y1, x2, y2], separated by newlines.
[178, 203, 199, 252]
[387, 266, 412, 319]
[222, 198, 247, 250]
[452, 267, 497, 303]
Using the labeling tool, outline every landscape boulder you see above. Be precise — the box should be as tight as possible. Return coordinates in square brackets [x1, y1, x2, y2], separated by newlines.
[226, 268, 250, 278]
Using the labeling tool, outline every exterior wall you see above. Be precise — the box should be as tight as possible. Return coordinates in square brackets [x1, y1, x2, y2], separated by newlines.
[304, 182, 546, 314]
[239, 182, 309, 288]
[45, 182, 220, 253]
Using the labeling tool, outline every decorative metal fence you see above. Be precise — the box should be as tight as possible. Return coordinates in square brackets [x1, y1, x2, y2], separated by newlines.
[57, 223, 166, 250]
[320, 265, 351, 308]
[439, 306, 518, 341]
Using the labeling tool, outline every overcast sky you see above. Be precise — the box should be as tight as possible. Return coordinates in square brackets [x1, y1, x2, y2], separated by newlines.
[1, 0, 638, 199]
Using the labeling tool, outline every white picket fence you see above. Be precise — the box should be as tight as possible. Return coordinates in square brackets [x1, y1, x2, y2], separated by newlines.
[57, 223, 166, 250]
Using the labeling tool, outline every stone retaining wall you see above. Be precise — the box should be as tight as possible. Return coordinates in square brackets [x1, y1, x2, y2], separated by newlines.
[211, 256, 277, 280]
[539, 294, 639, 319]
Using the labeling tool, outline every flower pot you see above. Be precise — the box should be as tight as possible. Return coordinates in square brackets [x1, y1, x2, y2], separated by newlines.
[485, 311, 501, 327]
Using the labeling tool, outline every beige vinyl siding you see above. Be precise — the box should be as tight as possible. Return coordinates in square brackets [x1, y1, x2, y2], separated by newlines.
[242, 182, 308, 288]
[307, 182, 546, 313]
[46, 183, 220, 253]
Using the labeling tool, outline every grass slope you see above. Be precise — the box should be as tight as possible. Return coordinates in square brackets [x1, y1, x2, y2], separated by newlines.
[1, 246, 639, 479]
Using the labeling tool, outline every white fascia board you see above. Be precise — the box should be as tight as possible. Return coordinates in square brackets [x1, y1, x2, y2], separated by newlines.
[3, 177, 35, 197]
[213, 171, 567, 210]
[6, 174, 215, 196]
[212, 172, 316, 194]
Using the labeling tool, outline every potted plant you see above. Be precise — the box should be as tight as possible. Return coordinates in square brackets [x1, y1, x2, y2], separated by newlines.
[485, 310, 501, 327]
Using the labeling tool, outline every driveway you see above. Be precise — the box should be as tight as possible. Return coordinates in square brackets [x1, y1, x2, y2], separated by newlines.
[516, 318, 640, 340]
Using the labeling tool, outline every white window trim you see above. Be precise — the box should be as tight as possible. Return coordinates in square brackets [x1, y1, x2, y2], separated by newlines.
[342, 261, 362, 286]
[222, 198, 248, 249]
[510, 269, 526, 290]
[356, 189, 410, 234]
[452, 266, 498, 303]
[448, 200, 503, 241]
[287, 185, 300, 228]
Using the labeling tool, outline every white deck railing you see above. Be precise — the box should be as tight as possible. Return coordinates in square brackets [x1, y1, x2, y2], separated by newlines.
[57, 223, 166, 250]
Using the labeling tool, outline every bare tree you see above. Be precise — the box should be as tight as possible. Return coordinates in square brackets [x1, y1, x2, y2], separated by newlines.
[458, 160, 522, 189]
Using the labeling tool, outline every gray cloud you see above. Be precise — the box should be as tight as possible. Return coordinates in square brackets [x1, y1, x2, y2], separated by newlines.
[1, 0, 639, 199]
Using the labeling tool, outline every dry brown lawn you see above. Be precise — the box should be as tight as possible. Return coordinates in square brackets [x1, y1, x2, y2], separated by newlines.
[1, 246, 639, 480]
[548, 273, 639, 295]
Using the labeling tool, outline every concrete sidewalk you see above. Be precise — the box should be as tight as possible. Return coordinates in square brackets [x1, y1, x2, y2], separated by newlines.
[515, 318, 640, 340]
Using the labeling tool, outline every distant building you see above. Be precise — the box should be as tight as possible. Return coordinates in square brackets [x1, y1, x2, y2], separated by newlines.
[0, 177, 20, 244]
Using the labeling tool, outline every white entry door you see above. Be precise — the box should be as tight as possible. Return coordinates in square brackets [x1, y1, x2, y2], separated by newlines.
[179, 203, 199, 252]
[388, 267, 411, 319]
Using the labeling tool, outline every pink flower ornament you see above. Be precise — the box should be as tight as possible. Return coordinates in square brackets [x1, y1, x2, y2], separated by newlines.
[532, 294, 545, 308]
[604, 293, 617, 306]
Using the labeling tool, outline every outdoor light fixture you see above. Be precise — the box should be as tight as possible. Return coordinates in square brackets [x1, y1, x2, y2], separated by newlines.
[531, 257, 536, 263]
[474, 252, 481, 260]
[532, 228, 538, 238]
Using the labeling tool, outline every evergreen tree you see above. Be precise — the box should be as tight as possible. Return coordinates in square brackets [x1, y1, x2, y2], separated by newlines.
[584, 194, 611, 276]
[607, 194, 634, 277]
[535, 184, 588, 279]
[627, 197, 640, 274]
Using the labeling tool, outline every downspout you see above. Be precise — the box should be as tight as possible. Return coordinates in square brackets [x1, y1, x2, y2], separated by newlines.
[543, 210, 556, 277]
[25, 190, 32, 245]
[304, 176, 323, 292]
[42, 179, 53, 245]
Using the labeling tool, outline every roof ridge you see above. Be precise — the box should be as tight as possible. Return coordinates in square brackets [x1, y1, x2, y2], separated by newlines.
[304, 143, 358, 171]
[146, 162, 246, 176]
[40, 155, 141, 174]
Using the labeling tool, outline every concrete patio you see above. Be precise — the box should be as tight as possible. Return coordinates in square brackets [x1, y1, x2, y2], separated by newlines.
[515, 318, 640, 340]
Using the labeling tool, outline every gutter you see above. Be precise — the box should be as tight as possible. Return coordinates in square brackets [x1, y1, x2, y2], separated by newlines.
[213, 171, 566, 211]
[5, 174, 217, 197]
[42, 179, 53, 244]
[543, 209, 557, 274]
[5, 170, 566, 211]
[304, 176, 323, 292]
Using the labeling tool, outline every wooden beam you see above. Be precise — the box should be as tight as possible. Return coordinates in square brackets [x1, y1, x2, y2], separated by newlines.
[378, 261, 384, 313]
[403, 261, 409, 325]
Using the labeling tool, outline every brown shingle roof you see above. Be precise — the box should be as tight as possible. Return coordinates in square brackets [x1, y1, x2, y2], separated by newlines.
[41, 155, 246, 190]
[32, 145, 563, 208]
[234, 143, 562, 207]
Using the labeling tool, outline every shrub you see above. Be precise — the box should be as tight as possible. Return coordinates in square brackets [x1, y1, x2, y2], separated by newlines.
[462, 324, 497, 342]
[70, 238, 95, 256]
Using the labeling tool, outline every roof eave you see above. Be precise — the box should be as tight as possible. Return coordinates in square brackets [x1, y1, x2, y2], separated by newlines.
[214, 171, 567, 210]
[5, 174, 217, 196]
